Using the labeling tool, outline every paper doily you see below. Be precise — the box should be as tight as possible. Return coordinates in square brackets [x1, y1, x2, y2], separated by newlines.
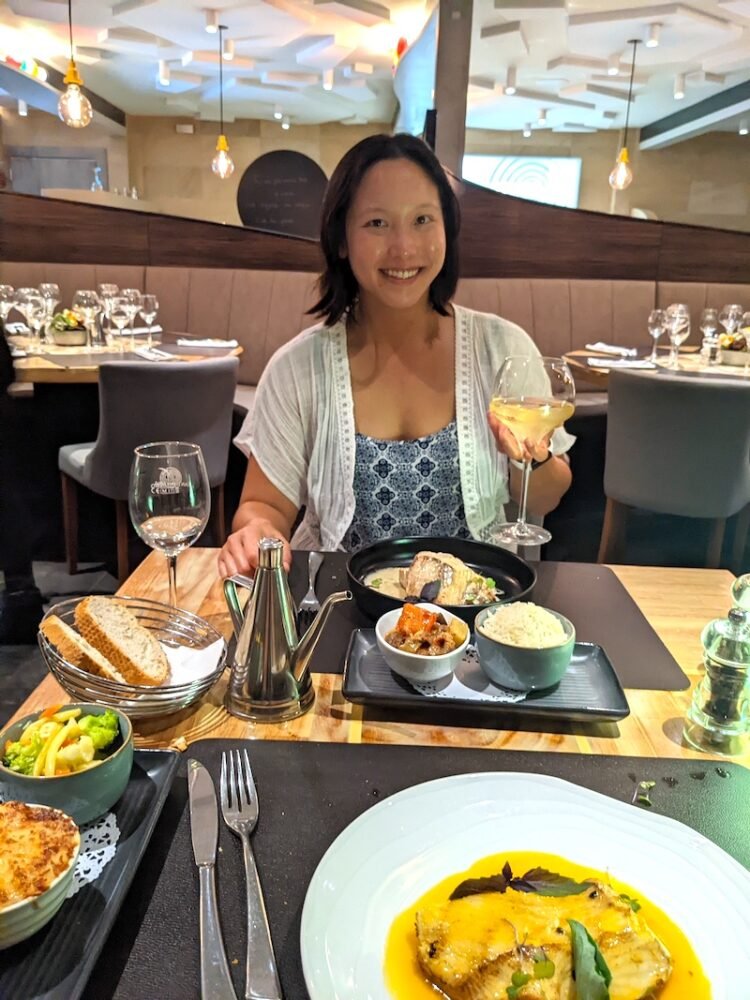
[409, 645, 527, 703]
[66, 811, 120, 897]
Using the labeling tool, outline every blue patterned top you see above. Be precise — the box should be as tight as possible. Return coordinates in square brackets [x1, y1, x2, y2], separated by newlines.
[342, 420, 471, 551]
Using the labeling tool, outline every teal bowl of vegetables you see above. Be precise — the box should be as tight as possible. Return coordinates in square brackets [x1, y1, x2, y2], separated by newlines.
[0, 704, 133, 824]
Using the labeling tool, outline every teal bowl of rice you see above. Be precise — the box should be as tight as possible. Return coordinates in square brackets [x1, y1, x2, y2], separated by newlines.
[474, 602, 575, 692]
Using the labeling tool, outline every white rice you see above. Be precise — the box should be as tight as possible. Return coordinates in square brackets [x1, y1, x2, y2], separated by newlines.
[478, 602, 567, 649]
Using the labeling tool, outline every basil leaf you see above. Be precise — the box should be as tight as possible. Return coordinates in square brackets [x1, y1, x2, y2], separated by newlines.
[449, 873, 509, 900]
[513, 867, 594, 897]
[568, 919, 612, 1000]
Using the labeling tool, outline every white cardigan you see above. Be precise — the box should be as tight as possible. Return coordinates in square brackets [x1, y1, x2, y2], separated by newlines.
[234, 304, 575, 549]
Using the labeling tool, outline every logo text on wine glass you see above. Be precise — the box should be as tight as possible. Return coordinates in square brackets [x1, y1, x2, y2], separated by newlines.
[151, 466, 183, 495]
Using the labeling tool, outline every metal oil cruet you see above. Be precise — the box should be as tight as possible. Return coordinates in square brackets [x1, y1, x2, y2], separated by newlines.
[223, 538, 351, 722]
[683, 574, 750, 756]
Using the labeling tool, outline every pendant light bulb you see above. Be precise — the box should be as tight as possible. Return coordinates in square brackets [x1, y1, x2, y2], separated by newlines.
[609, 147, 633, 191]
[59, 1, 92, 128]
[212, 134, 235, 179]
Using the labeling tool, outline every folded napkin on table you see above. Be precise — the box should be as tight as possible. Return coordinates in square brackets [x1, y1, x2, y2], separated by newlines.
[111, 325, 163, 336]
[10, 346, 26, 358]
[4, 322, 30, 335]
[585, 342, 637, 357]
[176, 337, 238, 348]
[134, 346, 174, 362]
[587, 357, 656, 369]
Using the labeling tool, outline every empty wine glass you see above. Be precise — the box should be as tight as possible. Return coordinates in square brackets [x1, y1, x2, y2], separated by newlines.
[108, 296, 131, 350]
[15, 288, 46, 353]
[0, 285, 15, 325]
[699, 308, 720, 365]
[129, 442, 210, 608]
[139, 294, 159, 349]
[97, 283, 119, 341]
[120, 288, 142, 351]
[719, 304, 743, 336]
[489, 355, 575, 547]
[39, 283, 61, 345]
[647, 308, 666, 361]
[665, 303, 690, 369]
[72, 290, 101, 349]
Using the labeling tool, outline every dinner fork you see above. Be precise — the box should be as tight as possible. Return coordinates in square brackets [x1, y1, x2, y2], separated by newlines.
[297, 551, 324, 633]
[220, 750, 283, 1000]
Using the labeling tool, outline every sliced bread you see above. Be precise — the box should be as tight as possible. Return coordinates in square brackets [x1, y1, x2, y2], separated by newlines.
[40, 615, 126, 684]
[75, 596, 169, 686]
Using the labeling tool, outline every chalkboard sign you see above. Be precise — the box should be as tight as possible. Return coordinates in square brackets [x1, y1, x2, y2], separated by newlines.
[236, 150, 328, 239]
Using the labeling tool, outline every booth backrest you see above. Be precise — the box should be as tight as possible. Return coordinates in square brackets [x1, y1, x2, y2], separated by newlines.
[3, 261, 749, 390]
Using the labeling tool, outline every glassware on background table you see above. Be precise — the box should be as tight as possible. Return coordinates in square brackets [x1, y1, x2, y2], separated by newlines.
[72, 290, 102, 349]
[699, 307, 720, 365]
[719, 304, 744, 337]
[97, 283, 119, 342]
[120, 288, 142, 351]
[489, 355, 575, 547]
[129, 442, 210, 608]
[139, 294, 159, 349]
[0, 285, 15, 324]
[108, 296, 131, 349]
[15, 288, 46, 353]
[38, 283, 61, 345]
[665, 303, 690, 368]
[646, 308, 666, 361]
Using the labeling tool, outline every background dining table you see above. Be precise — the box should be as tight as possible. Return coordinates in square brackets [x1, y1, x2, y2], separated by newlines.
[563, 344, 750, 387]
[8, 547, 745, 767]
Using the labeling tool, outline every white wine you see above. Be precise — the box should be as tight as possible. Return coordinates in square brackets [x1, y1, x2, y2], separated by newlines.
[139, 514, 204, 555]
[489, 397, 575, 446]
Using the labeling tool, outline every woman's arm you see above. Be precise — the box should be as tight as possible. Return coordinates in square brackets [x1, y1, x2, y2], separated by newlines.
[218, 458, 299, 577]
[488, 412, 572, 516]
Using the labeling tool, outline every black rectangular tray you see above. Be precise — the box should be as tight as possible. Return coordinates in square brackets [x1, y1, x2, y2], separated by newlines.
[342, 629, 629, 723]
[0, 748, 180, 1000]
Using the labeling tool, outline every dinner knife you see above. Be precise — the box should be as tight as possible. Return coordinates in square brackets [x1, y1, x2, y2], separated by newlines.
[188, 758, 239, 1000]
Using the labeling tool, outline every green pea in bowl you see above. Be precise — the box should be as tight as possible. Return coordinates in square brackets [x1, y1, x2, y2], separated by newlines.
[0, 703, 133, 824]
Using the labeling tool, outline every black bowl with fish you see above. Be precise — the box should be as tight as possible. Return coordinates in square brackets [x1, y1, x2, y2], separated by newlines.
[346, 537, 536, 625]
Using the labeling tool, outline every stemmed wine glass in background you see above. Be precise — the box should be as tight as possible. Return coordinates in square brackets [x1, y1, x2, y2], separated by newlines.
[699, 308, 720, 365]
[665, 303, 690, 369]
[39, 283, 61, 346]
[647, 308, 666, 361]
[139, 294, 159, 349]
[108, 296, 131, 350]
[72, 290, 102, 349]
[15, 288, 46, 354]
[0, 286, 15, 326]
[97, 283, 119, 343]
[129, 442, 210, 608]
[489, 355, 575, 547]
[719, 304, 743, 338]
[120, 288, 142, 351]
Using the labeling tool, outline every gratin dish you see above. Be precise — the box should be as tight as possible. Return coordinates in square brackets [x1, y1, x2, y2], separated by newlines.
[38, 596, 227, 719]
[0, 704, 133, 824]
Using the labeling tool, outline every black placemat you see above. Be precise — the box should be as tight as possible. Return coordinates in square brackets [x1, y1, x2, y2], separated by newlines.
[100, 740, 750, 1000]
[288, 554, 689, 690]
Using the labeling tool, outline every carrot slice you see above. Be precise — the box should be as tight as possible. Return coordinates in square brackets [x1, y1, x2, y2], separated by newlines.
[398, 604, 438, 635]
[40, 704, 64, 720]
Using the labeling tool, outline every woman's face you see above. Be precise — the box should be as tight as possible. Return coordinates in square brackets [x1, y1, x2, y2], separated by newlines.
[344, 158, 447, 313]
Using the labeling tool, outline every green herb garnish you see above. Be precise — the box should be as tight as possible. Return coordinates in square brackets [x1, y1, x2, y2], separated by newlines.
[619, 893, 642, 913]
[533, 959, 555, 979]
[450, 861, 593, 900]
[568, 919, 612, 1000]
[369, 578, 382, 588]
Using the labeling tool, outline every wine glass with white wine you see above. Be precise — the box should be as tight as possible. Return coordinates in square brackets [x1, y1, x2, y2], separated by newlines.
[129, 442, 210, 608]
[489, 355, 575, 547]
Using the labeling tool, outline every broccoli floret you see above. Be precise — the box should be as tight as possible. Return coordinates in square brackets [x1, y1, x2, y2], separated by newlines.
[78, 710, 120, 751]
[2, 730, 45, 775]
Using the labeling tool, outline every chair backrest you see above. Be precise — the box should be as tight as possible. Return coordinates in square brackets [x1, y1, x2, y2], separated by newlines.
[604, 369, 750, 518]
[85, 357, 239, 499]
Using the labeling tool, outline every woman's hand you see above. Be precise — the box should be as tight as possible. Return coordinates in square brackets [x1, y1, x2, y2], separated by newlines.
[217, 518, 292, 578]
[487, 411, 551, 464]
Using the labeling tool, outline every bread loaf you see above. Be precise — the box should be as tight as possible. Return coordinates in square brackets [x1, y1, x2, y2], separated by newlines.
[75, 597, 169, 686]
[40, 615, 126, 684]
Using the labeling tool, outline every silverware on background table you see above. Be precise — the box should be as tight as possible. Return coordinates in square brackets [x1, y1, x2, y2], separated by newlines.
[188, 759, 239, 1000]
[220, 749, 283, 1000]
[297, 551, 324, 632]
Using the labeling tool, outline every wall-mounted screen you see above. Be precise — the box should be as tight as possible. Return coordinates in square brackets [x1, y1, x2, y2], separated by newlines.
[462, 154, 583, 209]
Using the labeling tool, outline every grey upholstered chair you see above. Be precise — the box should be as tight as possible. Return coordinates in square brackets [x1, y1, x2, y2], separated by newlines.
[598, 369, 750, 569]
[59, 357, 239, 581]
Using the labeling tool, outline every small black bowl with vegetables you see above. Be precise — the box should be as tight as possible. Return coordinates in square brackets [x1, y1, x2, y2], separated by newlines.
[0, 703, 133, 824]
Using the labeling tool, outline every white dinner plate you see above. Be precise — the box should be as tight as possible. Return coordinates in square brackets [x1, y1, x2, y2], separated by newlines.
[300, 771, 750, 1000]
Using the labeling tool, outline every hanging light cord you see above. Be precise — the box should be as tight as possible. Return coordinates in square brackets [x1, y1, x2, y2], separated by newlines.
[622, 39, 638, 148]
[218, 25, 225, 133]
[67, 0, 74, 61]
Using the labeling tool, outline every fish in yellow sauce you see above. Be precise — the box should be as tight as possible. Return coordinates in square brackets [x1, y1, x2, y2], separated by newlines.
[385, 851, 710, 1000]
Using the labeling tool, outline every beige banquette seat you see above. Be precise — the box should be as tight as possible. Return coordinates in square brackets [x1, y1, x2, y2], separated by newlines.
[3, 262, 749, 412]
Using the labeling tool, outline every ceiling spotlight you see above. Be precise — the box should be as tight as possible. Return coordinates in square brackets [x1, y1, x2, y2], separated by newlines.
[205, 9, 218, 33]
[281, 115, 290, 130]
[273, 106, 283, 120]
[222, 37, 234, 61]
[18, 99, 28, 117]
[322, 68, 334, 91]
[645, 22, 661, 48]
[505, 66, 517, 96]
[674, 73, 685, 100]
[158, 59, 170, 86]
[607, 53, 621, 76]
[537, 108, 547, 126]
[740, 119, 749, 136]
[523, 123, 532, 138]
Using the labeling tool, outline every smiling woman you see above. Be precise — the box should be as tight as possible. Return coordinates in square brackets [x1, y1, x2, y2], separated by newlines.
[219, 133, 575, 579]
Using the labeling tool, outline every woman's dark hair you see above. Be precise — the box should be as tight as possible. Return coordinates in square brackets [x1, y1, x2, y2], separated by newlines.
[310, 132, 461, 325]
